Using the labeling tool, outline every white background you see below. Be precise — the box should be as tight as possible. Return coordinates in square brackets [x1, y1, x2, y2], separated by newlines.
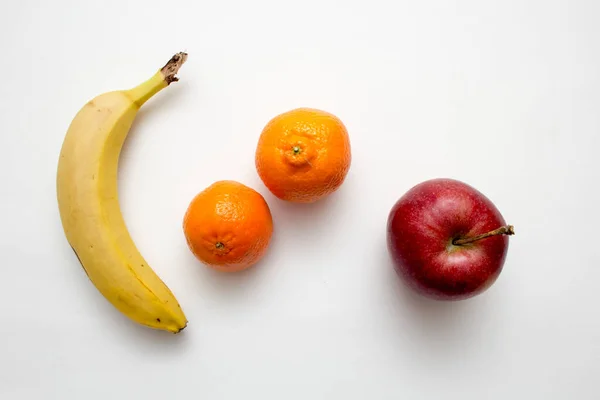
[1, 0, 599, 398]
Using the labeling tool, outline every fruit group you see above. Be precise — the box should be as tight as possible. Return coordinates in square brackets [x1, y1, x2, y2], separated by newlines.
[56, 53, 189, 333]
[183, 180, 273, 272]
[386, 178, 515, 301]
[255, 107, 351, 203]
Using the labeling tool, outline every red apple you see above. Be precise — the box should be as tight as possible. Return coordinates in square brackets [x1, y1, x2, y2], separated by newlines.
[386, 178, 514, 300]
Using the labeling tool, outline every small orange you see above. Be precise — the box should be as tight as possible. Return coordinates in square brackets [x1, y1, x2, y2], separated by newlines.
[183, 180, 273, 272]
[255, 107, 351, 203]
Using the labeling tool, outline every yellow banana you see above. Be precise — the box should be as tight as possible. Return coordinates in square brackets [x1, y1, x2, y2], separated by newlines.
[56, 53, 189, 333]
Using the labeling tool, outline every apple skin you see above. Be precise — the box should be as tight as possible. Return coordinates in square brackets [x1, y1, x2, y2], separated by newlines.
[386, 178, 511, 301]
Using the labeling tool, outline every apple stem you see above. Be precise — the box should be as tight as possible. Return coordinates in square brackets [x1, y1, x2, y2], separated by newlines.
[453, 225, 515, 246]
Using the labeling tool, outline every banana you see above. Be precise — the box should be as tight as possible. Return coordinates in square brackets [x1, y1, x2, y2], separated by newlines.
[56, 53, 189, 333]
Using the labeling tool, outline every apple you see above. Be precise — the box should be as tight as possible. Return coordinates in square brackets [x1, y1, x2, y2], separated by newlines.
[386, 178, 514, 300]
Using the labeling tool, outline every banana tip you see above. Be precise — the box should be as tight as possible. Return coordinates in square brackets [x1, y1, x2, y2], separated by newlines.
[174, 322, 188, 334]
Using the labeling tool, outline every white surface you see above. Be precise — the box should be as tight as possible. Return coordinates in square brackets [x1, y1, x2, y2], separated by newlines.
[1, 0, 599, 398]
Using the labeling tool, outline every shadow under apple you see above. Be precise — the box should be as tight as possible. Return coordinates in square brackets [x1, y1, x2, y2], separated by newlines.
[379, 244, 492, 363]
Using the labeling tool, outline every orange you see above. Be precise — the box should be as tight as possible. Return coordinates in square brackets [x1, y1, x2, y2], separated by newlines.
[183, 180, 273, 272]
[255, 107, 351, 203]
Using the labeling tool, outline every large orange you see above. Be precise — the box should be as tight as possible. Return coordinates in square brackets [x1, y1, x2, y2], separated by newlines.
[183, 180, 273, 272]
[255, 108, 351, 203]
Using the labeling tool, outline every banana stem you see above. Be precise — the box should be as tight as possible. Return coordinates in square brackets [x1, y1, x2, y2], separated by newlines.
[126, 52, 188, 107]
[161, 52, 188, 84]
